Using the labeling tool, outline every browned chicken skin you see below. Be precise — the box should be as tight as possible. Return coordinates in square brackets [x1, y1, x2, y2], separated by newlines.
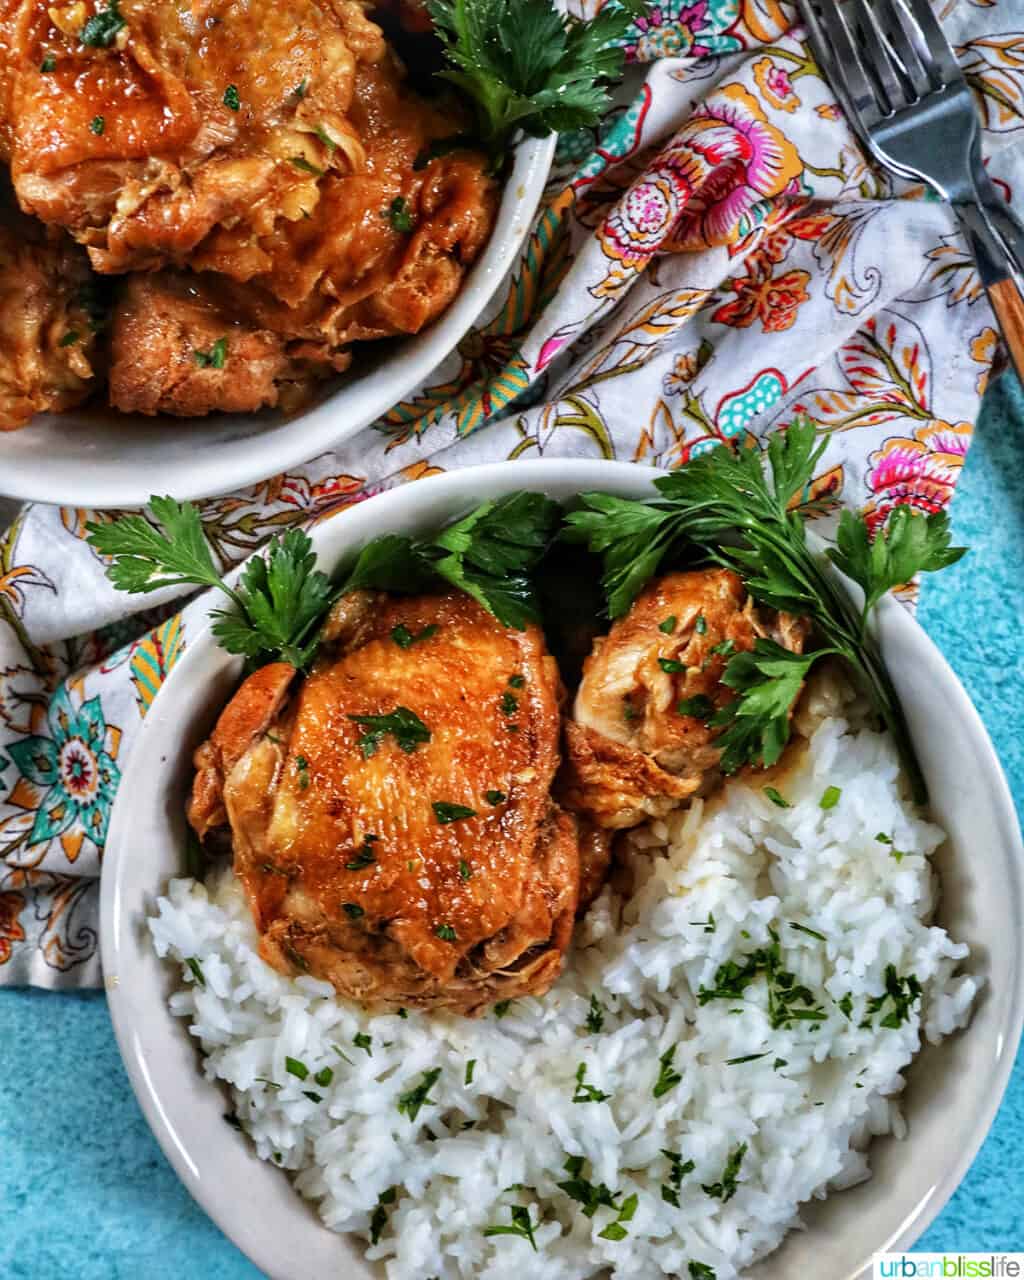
[564, 569, 808, 829]
[0, 0, 498, 422]
[0, 200, 102, 430]
[189, 591, 600, 1015]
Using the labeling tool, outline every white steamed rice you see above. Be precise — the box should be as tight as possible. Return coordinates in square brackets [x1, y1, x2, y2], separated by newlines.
[148, 709, 978, 1280]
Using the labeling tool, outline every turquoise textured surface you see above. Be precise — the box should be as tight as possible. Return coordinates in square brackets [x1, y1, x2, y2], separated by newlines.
[1, 375, 1022, 1278]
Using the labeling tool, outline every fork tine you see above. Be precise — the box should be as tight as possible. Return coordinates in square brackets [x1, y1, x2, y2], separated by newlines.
[865, 0, 934, 101]
[800, 0, 884, 128]
[841, 0, 906, 115]
[890, 0, 963, 88]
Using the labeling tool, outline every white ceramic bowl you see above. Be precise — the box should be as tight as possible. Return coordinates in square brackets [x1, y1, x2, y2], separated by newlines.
[0, 139, 555, 509]
[101, 459, 1024, 1280]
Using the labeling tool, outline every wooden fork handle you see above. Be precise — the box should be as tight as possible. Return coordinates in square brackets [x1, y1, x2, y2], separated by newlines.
[987, 275, 1024, 384]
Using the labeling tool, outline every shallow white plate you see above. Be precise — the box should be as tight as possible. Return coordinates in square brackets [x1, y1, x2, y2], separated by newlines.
[101, 459, 1024, 1280]
[0, 139, 554, 509]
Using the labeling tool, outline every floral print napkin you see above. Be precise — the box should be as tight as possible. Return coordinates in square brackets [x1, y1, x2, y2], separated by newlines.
[1, 0, 1021, 986]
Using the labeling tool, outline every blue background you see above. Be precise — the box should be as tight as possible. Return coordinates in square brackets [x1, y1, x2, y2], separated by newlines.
[1, 374, 1022, 1278]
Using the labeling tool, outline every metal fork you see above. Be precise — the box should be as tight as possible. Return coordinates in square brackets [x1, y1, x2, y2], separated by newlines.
[797, 0, 1024, 380]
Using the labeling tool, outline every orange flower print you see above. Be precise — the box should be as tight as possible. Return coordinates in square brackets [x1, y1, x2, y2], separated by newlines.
[753, 58, 801, 113]
[969, 326, 999, 396]
[815, 103, 842, 121]
[0, 889, 25, 964]
[713, 260, 812, 332]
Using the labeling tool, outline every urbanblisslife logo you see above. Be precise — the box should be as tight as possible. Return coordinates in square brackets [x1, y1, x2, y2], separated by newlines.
[876, 1256, 1024, 1278]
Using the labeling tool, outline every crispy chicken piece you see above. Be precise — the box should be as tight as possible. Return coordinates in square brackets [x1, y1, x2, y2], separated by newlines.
[2, 0, 497, 309]
[564, 569, 809, 829]
[1, 0, 375, 277]
[188, 591, 589, 1015]
[108, 272, 344, 417]
[0, 201, 102, 430]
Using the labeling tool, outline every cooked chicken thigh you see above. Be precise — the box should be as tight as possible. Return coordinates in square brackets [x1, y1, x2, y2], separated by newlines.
[0, 204, 102, 430]
[564, 569, 808, 829]
[189, 590, 592, 1014]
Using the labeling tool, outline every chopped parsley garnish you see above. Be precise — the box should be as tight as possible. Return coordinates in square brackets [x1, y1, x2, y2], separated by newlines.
[861, 964, 922, 1030]
[314, 1066, 333, 1086]
[295, 754, 310, 789]
[585, 995, 605, 1033]
[397, 1067, 441, 1122]
[690, 1263, 717, 1279]
[293, 78, 308, 100]
[223, 85, 240, 111]
[623, 699, 638, 722]
[458, 860, 472, 882]
[773, 1057, 788, 1070]
[353, 1032, 373, 1056]
[875, 832, 907, 862]
[658, 657, 687, 674]
[485, 789, 506, 805]
[345, 835, 378, 871]
[432, 801, 477, 824]
[370, 1186, 398, 1245]
[350, 706, 430, 757]
[290, 154, 324, 176]
[695, 613, 707, 635]
[653, 1045, 682, 1098]
[500, 691, 518, 716]
[690, 913, 716, 934]
[493, 1000, 512, 1018]
[186, 957, 205, 987]
[387, 196, 415, 232]
[659, 615, 677, 634]
[302, 1090, 323, 1103]
[702, 1142, 747, 1202]
[710, 639, 735, 658]
[80, 0, 125, 48]
[508, 674, 525, 688]
[391, 623, 438, 648]
[397, 1008, 408, 1019]
[677, 695, 714, 719]
[725, 1052, 769, 1066]
[89, 116, 105, 135]
[59, 330, 80, 347]
[558, 1154, 619, 1218]
[660, 1150, 695, 1206]
[435, 923, 458, 941]
[763, 786, 790, 808]
[697, 926, 827, 1029]
[837, 993, 853, 1019]
[314, 124, 337, 150]
[572, 1062, 610, 1104]
[342, 902, 365, 920]
[285, 1056, 308, 1080]
[483, 1205, 537, 1251]
[254, 1077, 281, 1091]
[789, 921, 826, 942]
[40, 54, 56, 71]
[597, 1192, 638, 1242]
[194, 337, 227, 369]
[820, 785, 842, 810]
[465, 1059, 476, 1085]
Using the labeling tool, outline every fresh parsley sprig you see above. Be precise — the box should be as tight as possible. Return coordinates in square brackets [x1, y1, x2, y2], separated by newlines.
[427, 0, 644, 150]
[563, 418, 965, 800]
[85, 498, 332, 669]
[343, 491, 561, 629]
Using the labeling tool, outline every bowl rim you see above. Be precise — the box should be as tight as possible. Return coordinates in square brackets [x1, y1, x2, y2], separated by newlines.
[100, 458, 1024, 1279]
[0, 137, 556, 509]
